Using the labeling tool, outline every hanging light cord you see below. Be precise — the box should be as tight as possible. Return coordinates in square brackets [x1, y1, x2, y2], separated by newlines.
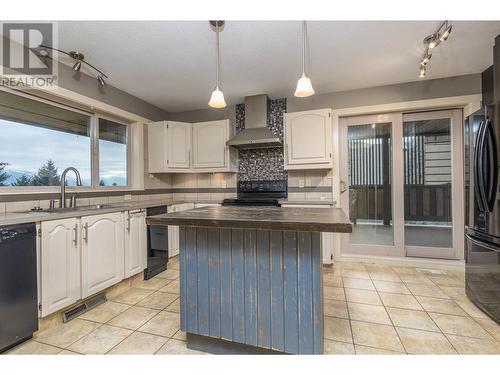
[302, 20, 306, 75]
[215, 24, 220, 89]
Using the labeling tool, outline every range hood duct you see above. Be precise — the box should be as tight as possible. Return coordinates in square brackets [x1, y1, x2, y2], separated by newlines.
[226, 94, 282, 149]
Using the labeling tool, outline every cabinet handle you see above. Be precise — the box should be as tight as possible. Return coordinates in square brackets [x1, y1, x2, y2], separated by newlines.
[82, 223, 89, 243]
[73, 224, 78, 246]
[126, 214, 131, 232]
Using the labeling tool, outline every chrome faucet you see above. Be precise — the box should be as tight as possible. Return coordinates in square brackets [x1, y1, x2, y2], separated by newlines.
[60, 167, 82, 208]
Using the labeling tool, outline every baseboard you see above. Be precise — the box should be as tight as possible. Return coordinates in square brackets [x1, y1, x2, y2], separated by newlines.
[339, 253, 465, 271]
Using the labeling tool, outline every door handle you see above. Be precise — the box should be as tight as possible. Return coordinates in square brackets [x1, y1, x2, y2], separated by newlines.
[474, 120, 488, 212]
[126, 214, 131, 232]
[484, 118, 498, 211]
[73, 223, 78, 246]
[340, 180, 348, 194]
[82, 223, 89, 243]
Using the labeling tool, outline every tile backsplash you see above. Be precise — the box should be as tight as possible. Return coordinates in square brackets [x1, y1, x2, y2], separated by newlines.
[236, 98, 288, 182]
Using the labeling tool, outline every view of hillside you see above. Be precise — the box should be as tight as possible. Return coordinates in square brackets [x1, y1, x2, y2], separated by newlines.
[0, 160, 125, 187]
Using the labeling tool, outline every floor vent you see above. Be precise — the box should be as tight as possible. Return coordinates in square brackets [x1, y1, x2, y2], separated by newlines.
[415, 268, 447, 275]
[62, 293, 107, 323]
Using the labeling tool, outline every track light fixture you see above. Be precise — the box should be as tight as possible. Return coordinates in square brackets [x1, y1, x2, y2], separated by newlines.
[39, 45, 109, 87]
[419, 21, 452, 78]
[97, 75, 106, 87]
[419, 65, 427, 78]
[421, 52, 432, 65]
[439, 22, 452, 42]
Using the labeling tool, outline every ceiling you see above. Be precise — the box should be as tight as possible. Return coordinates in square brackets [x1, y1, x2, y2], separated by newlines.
[57, 21, 500, 113]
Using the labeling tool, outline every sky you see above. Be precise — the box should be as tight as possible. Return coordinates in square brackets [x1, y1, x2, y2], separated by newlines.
[0, 119, 126, 186]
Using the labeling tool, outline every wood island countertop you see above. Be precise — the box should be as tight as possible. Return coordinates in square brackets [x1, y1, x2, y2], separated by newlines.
[146, 206, 352, 233]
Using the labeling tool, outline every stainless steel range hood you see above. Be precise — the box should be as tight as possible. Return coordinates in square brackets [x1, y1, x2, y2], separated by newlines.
[226, 94, 282, 149]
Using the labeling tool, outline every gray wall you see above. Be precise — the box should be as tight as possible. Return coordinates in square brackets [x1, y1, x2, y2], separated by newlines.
[169, 73, 481, 122]
[56, 62, 169, 121]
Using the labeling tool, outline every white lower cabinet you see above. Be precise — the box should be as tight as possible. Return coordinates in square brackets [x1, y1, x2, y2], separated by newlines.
[124, 210, 147, 278]
[39, 210, 148, 316]
[168, 203, 195, 258]
[81, 212, 125, 298]
[40, 218, 81, 317]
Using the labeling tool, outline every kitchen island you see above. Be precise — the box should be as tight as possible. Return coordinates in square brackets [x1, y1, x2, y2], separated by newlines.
[147, 206, 352, 354]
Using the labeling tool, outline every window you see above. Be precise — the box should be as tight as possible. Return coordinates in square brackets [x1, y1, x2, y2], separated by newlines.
[0, 89, 130, 189]
[98, 118, 128, 187]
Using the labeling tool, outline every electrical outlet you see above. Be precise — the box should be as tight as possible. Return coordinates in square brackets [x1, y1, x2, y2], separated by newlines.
[299, 179, 305, 188]
[305, 179, 312, 187]
[123, 194, 132, 201]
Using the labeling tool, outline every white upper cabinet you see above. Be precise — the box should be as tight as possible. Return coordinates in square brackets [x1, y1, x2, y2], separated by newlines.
[147, 121, 168, 173]
[81, 212, 124, 298]
[192, 120, 237, 171]
[167, 121, 192, 169]
[147, 119, 236, 173]
[284, 108, 333, 170]
[40, 218, 81, 317]
[147, 121, 191, 172]
[124, 210, 147, 278]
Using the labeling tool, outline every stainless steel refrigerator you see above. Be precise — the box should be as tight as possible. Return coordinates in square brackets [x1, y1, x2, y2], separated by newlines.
[464, 35, 500, 323]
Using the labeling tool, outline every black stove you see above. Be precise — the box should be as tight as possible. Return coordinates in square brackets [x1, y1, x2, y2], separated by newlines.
[222, 180, 287, 207]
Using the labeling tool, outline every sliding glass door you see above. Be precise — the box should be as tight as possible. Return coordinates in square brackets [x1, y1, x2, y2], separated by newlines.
[340, 109, 463, 259]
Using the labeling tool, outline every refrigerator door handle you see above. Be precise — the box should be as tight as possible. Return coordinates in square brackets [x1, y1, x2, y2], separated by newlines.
[465, 233, 500, 253]
[484, 118, 498, 212]
[474, 120, 488, 212]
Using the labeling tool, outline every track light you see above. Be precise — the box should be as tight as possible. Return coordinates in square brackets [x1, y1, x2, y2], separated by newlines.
[418, 21, 452, 78]
[97, 75, 106, 86]
[425, 34, 440, 49]
[419, 65, 427, 78]
[39, 45, 109, 87]
[72, 60, 82, 71]
[439, 22, 452, 41]
[421, 52, 432, 65]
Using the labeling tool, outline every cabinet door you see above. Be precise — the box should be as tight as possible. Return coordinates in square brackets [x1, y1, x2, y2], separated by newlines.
[192, 120, 227, 169]
[40, 218, 81, 317]
[147, 121, 168, 173]
[167, 121, 192, 169]
[81, 212, 124, 298]
[285, 109, 332, 166]
[124, 211, 147, 278]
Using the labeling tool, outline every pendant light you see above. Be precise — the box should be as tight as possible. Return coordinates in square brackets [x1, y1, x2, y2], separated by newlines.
[208, 20, 227, 109]
[294, 20, 315, 97]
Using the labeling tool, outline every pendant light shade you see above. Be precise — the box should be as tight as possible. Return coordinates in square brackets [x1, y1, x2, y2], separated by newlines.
[208, 87, 226, 108]
[295, 73, 315, 97]
[295, 21, 315, 98]
[208, 21, 227, 109]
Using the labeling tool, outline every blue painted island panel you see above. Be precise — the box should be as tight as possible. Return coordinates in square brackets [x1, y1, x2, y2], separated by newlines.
[179, 227, 323, 354]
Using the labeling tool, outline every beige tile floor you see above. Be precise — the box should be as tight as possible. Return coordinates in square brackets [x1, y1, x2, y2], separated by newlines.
[5, 258, 500, 355]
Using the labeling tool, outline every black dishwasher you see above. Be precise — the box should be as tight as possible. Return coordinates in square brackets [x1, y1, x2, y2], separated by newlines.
[0, 223, 38, 353]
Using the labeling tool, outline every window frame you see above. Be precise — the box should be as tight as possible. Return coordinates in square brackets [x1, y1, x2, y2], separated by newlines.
[0, 87, 132, 193]
[95, 114, 131, 190]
